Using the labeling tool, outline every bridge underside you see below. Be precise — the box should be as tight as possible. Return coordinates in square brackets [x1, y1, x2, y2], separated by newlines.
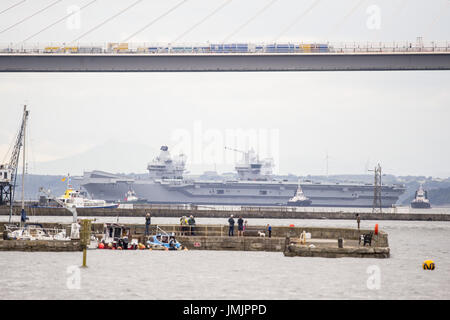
[0, 53, 449, 72]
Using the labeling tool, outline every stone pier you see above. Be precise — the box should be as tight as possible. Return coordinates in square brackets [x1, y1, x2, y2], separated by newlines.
[0, 239, 82, 252]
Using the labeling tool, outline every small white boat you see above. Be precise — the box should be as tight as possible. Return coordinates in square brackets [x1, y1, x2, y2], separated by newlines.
[38, 174, 119, 209]
[58, 188, 118, 209]
[3, 223, 70, 241]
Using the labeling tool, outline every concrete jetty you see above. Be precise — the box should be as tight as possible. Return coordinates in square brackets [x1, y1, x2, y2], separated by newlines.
[0, 239, 82, 252]
[1, 206, 449, 221]
[0, 222, 389, 257]
[284, 245, 390, 258]
[178, 236, 285, 252]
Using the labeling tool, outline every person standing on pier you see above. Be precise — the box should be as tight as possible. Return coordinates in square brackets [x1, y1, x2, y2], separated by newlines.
[356, 214, 361, 230]
[267, 224, 272, 238]
[180, 216, 188, 236]
[237, 216, 244, 237]
[145, 213, 151, 236]
[188, 215, 196, 236]
[228, 215, 235, 236]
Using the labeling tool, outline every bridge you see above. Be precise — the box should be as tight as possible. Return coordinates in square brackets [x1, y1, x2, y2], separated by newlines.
[0, 0, 449, 72]
[1, 42, 449, 72]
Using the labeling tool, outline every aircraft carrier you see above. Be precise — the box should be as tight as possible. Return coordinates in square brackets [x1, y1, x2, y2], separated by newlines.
[81, 146, 406, 207]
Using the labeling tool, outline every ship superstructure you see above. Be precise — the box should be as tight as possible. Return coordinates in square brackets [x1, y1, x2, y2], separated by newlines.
[147, 146, 186, 179]
[225, 147, 274, 181]
[81, 146, 405, 207]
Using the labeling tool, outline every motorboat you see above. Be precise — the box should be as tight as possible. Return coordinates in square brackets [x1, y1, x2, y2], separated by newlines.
[146, 233, 182, 250]
[98, 223, 138, 249]
[146, 226, 183, 250]
[3, 223, 69, 241]
[58, 188, 119, 209]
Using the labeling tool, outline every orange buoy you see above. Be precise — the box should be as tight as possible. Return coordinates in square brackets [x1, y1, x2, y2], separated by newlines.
[423, 260, 435, 270]
[374, 224, 379, 235]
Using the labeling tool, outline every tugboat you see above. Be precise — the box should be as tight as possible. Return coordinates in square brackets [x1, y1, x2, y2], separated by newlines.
[287, 184, 312, 207]
[125, 190, 138, 202]
[122, 189, 147, 204]
[411, 185, 431, 209]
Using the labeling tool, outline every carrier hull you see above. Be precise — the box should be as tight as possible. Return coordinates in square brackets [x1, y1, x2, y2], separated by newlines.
[81, 171, 405, 208]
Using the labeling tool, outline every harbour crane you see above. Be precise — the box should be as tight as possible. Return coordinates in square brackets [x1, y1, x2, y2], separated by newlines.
[224, 146, 258, 163]
[0, 106, 29, 223]
[38, 187, 80, 239]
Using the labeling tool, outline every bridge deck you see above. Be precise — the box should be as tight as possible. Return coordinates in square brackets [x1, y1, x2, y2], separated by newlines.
[1, 52, 449, 72]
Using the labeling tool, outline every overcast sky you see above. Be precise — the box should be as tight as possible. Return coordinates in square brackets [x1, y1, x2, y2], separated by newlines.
[0, 0, 449, 177]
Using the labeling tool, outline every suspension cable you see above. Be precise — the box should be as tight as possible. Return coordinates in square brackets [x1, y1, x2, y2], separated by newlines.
[21, 0, 98, 43]
[172, 0, 232, 43]
[0, 0, 26, 16]
[272, 0, 321, 42]
[70, 0, 145, 44]
[222, 0, 279, 43]
[0, 0, 63, 36]
[122, 0, 189, 42]
[328, 0, 366, 38]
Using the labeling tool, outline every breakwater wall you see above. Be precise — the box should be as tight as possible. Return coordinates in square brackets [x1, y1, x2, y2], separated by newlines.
[178, 236, 286, 252]
[0, 222, 388, 248]
[284, 246, 390, 258]
[0, 239, 82, 251]
[1, 206, 449, 221]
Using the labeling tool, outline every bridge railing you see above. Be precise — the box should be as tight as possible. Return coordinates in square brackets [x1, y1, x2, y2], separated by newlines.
[1, 41, 449, 55]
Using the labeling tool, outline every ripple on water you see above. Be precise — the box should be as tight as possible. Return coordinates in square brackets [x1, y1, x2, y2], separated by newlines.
[0, 219, 449, 299]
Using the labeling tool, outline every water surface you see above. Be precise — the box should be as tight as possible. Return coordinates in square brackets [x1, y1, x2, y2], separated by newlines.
[0, 218, 449, 300]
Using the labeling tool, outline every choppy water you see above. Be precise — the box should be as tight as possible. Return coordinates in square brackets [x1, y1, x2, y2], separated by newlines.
[1, 217, 449, 300]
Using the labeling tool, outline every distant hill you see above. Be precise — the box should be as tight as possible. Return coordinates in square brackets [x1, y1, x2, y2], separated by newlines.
[29, 140, 157, 176]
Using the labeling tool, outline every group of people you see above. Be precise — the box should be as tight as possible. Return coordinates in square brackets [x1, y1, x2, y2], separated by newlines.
[227, 215, 272, 238]
[180, 215, 196, 236]
[227, 215, 247, 237]
[145, 212, 277, 238]
[145, 213, 197, 236]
